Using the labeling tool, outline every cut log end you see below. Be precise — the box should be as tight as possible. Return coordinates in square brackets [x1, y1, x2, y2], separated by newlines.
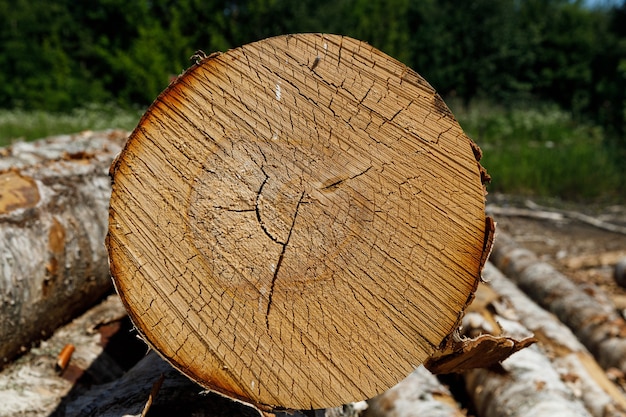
[107, 34, 490, 410]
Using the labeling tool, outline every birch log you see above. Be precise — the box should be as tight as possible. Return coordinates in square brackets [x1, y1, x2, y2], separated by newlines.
[0, 294, 128, 417]
[107, 34, 493, 410]
[58, 351, 264, 417]
[466, 342, 593, 417]
[59, 349, 365, 417]
[0, 130, 127, 366]
[482, 262, 626, 416]
[365, 366, 466, 417]
[462, 303, 593, 417]
[491, 232, 626, 373]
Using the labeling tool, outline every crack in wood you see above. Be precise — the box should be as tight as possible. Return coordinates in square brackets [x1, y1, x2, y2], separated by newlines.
[255, 169, 281, 245]
[213, 206, 255, 213]
[321, 166, 372, 191]
[265, 191, 306, 330]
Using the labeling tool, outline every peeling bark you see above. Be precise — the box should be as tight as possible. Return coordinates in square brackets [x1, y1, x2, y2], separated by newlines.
[482, 262, 626, 417]
[0, 130, 127, 366]
[365, 366, 466, 417]
[491, 232, 626, 373]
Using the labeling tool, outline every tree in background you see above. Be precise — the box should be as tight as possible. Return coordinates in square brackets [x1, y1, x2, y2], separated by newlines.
[0, 0, 625, 143]
[0, 0, 109, 109]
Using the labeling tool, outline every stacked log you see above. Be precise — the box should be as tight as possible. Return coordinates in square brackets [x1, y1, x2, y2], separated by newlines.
[471, 263, 626, 416]
[0, 130, 127, 366]
[491, 231, 626, 373]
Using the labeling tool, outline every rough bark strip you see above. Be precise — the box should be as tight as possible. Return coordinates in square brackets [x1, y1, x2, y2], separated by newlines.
[107, 34, 491, 409]
[424, 332, 535, 375]
[0, 294, 128, 417]
[482, 262, 626, 416]
[491, 232, 626, 373]
[0, 130, 127, 366]
[58, 351, 264, 417]
[365, 366, 466, 417]
[463, 312, 593, 417]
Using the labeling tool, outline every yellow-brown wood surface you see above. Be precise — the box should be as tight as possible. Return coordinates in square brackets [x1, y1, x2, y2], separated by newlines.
[106, 34, 489, 410]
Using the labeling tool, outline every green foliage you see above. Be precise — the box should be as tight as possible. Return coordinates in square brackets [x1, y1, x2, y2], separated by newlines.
[2, 0, 625, 120]
[0, 104, 142, 146]
[1, 0, 625, 201]
[454, 100, 623, 202]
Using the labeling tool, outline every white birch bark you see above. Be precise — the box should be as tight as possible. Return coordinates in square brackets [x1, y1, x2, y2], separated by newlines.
[0, 294, 128, 417]
[491, 231, 626, 373]
[483, 262, 626, 416]
[366, 366, 465, 417]
[0, 130, 127, 365]
[464, 315, 593, 417]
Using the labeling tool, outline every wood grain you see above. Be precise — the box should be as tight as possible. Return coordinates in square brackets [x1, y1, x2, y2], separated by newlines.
[107, 34, 489, 410]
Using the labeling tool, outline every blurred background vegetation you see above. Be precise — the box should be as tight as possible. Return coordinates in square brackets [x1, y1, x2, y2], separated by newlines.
[1, 0, 624, 202]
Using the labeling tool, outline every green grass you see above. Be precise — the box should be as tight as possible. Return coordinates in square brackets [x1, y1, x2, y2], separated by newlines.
[1, 101, 623, 203]
[451, 100, 624, 203]
[0, 104, 143, 147]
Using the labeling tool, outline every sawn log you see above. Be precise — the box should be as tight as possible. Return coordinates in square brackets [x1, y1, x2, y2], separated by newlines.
[491, 231, 626, 374]
[0, 130, 127, 366]
[107, 34, 494, 410]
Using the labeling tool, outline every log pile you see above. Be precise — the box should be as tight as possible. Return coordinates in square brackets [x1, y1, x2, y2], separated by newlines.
[491, 231, 626, 374]
[3, 193, 626, 416]
[3, 34, 626, 417]
[0, 129, 127, 366]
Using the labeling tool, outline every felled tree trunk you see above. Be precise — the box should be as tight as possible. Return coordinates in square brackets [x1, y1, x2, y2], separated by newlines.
[0, 130, 127, 365]
[107, 34, 493, 411]
[491, 231, 626, 373]
[481, 262, 626, 416]
[365, 366, 466, 417]
[59, 351, 265, 417]
[59, 349, 366, 417]
[0, 294, 129, 417]
[466, 343, 593, 417]
[460, 280, 594, 417]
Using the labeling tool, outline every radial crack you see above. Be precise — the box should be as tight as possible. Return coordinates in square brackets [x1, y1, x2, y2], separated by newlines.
[255, 170, 281, 244]
[265, 191, 306, 330]
[214, 206, 255, 212]
[321, 166, 372, 191]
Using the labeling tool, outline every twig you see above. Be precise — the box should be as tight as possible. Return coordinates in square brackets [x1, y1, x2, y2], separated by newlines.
[140, 373, 165, 417]
[486, 202, 626, 236]
[486, 205, 565, 221]
[525, 200, 626, 235]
